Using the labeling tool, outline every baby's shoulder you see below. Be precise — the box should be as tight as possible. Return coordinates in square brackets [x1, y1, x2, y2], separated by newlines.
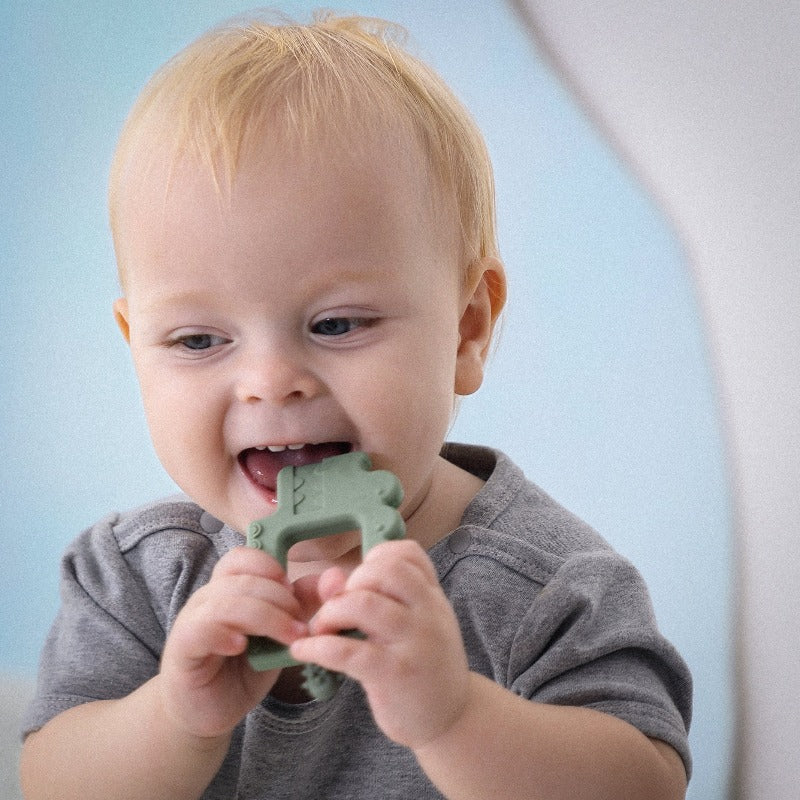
[67, 498, 239, 592]
[63, 498, 240, 633]
[445, 443, 614, 568]
[104, 495, 234, 553]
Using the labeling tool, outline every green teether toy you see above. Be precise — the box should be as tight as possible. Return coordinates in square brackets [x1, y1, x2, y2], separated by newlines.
[246, 451, 405, 699]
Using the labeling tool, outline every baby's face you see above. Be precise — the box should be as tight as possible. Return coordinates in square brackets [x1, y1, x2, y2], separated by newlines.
[113, 132, 482, 549]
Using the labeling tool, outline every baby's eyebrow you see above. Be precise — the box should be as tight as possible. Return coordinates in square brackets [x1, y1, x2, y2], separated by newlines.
[299, 265, 391, 289]
[281, 266, 394, 306]
[132, 289, 215, 312]
[127, 263, 397, 321]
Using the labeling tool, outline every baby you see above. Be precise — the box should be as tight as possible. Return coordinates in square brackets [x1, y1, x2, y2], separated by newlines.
[21, 12, 691, 800]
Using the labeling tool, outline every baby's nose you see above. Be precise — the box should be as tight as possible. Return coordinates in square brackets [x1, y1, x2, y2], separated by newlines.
[234, 346, 323, 405]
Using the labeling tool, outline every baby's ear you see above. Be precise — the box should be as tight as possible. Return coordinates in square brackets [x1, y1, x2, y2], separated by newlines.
[454, 257, 507, 396]
[113, 298, 131, 344]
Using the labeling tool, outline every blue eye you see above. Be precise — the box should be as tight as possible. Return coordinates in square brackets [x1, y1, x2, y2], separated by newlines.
[181, 334, 216, 350]
[312, 317, 362, 337]
[172, 333, 228, 351]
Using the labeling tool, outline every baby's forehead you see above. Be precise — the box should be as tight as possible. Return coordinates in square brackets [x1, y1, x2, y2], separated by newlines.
[124, 104, 448, 220]
[113, 115, 462, 289]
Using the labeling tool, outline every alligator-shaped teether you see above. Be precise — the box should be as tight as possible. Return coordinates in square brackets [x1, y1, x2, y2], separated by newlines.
[246, 450, 405, 699]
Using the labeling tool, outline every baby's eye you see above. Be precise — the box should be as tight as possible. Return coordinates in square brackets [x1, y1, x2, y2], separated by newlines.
[311, 317, 367, 337]
[170, 333, 229, 351]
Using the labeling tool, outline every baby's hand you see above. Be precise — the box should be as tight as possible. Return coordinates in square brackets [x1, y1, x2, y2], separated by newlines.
[159, 547, 308, 739]
[289, 540, 471, 748]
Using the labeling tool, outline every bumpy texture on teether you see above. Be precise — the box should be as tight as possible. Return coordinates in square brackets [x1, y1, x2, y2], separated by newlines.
[246, 451, 405, 698]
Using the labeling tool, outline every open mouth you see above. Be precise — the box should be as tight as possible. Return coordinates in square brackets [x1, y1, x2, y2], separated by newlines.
[239, 441, 352, 494]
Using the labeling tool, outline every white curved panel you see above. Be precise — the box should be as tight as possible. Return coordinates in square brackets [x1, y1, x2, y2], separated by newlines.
[513, 2, 800, 798]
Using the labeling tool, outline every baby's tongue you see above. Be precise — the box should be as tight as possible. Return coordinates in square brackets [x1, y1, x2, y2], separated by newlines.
[243, 443, 350, 490]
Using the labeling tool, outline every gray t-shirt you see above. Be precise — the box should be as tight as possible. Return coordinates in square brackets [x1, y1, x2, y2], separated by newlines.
[24, 444, 692, 797]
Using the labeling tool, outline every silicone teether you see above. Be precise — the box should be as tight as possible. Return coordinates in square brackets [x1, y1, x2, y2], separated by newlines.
[246, 451, 405, 698]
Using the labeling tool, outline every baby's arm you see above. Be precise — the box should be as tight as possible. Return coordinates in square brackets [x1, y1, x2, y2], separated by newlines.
[412, 675, 687, 800]
[290, 540, 687, 800]
[20, 677, 230, 800]
[20, 547, 306, 800]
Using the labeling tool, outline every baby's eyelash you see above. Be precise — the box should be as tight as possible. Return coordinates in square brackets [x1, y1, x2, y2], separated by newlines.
[311, 317, 376, 337]
[166, 333, 229, 351]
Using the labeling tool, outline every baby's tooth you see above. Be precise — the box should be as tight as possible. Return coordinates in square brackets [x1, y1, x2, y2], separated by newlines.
[267, 445, 286, 453]
[287, 443, 305, 450]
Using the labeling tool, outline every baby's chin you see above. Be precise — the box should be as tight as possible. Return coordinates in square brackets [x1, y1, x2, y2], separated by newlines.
[286, 530, 363, 567]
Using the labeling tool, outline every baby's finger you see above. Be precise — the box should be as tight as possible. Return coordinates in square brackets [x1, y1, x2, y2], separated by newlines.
[172, 619, 248, 664]
[212, 545, 288, 584]
[173, 570, 307, 653]
[307, 588, 408, 643]
[346, 541, 439, 606]
[290, 630, 379, 681]
[213, 570, 301, 614]
[175, 590, 306, 663]
[363, 538, 438, 580]
[315, 567, 349, 603]
[216, 589, 307, 642]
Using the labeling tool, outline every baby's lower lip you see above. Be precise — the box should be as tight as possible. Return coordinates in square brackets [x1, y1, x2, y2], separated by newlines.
[239, 442, 352, 492]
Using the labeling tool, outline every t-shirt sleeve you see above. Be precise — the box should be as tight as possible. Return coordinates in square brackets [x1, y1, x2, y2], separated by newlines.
[508, 550, 692, 776]
[21, 517, 166, 737]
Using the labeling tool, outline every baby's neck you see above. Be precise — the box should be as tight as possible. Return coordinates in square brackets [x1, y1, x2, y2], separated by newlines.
[403, 456, 484, 551]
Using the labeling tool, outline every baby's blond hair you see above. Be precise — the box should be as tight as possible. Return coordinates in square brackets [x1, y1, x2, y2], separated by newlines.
[109, 11, 499, 283]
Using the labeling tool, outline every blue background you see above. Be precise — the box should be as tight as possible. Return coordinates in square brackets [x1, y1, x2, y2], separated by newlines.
[1, 2, 732, 797]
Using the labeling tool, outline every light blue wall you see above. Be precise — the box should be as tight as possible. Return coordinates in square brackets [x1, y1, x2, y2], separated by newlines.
[1, 2, 731, 797]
